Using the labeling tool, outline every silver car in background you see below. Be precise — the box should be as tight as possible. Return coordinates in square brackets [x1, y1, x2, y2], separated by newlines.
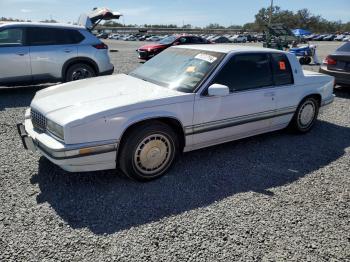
[0, 22, 114, 85]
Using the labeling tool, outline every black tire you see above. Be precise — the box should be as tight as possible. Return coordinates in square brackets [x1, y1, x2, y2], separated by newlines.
[304, 57, 312, 65]
[289, 97, 319, 133]
[299, 57, 306, 65]
[65, 63, 96, 82]
[118, 122, 179, 182]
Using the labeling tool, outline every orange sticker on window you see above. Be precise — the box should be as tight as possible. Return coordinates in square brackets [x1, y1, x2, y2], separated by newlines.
[186, 66, 196, 73]
[279, 61, 286, 70]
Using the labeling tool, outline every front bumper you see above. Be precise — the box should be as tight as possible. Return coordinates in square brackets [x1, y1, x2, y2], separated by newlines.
[319, 66, 350, 86]
[17, 120, 119, 172]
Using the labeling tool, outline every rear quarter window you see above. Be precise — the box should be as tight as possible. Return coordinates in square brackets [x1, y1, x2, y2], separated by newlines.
[271, 53, 294, 86]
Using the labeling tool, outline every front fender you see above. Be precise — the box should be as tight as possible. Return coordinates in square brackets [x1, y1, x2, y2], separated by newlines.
[67, 110, 186, 145]
[111, 110, 185, 138]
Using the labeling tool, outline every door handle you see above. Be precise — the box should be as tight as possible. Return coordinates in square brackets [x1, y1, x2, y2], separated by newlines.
[64, 49, 72, 53]
[17, 53, 26, 56]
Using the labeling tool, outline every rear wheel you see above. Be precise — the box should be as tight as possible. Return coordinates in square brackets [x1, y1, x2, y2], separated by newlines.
[289, 97, 319, 133]
[65, 63, 95, 82]
[118, 122, 179, 181]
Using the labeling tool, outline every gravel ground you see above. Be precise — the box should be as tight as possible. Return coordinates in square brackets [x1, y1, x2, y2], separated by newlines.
[0, 41, 349, 261]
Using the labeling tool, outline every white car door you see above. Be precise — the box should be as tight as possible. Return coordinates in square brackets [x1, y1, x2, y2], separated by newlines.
[191, 53, 277, 147]
[0, 27, 31, 83]
[269, 53, 301, 128]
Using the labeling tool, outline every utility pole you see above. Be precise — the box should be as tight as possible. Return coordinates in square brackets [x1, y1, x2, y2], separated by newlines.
[269, 0, 273, 26]
[265, 0, 274, 48]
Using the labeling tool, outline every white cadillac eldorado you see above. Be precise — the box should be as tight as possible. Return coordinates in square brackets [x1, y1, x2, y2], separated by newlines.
[18, 45, 335, 181]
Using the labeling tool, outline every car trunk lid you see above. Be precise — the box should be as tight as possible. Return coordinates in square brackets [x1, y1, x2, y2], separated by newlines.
[78, 7, 122, 31]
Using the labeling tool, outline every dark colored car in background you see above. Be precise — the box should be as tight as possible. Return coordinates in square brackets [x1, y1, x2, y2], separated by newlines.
[320, 42, 350, 87]
[246, 34, 258, 42]
[137, 35, 211, 60]
[96, 32, 109, 39]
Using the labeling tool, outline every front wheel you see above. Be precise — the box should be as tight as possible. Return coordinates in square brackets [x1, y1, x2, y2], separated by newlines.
[118, 122, 179, 181]
[289, 97, 319, 133]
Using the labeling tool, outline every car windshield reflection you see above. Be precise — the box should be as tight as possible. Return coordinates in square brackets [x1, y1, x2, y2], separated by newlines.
[130, 48, 224, 93]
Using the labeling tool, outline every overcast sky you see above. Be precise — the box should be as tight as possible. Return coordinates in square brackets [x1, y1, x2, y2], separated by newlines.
[1, 0, 349, 26]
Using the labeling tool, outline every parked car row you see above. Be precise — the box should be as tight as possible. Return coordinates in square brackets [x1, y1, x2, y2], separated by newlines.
[105, 32, 350, 43]
[105, 32, 263, 44]
[303, 33, 350, 42]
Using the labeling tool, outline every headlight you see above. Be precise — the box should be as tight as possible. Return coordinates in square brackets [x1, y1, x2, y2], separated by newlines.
[47, 119, 64, 140]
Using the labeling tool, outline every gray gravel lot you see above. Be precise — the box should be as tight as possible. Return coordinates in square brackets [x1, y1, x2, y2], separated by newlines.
[0, 41, 349, 261]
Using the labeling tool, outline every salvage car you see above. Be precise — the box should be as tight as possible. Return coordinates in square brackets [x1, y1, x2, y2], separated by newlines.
[18, 45, 334, 181]
[137, 35, 210, 60]
[319, 42, 350, 87]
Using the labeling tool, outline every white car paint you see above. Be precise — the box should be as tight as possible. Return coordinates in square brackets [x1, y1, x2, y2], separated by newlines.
[20, 45, 335, 172]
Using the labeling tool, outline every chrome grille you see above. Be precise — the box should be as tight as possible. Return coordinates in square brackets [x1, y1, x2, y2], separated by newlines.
[31, 109, 47, 132]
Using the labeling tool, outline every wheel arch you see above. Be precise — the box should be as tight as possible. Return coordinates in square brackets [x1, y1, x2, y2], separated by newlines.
[118, 116, 186, 156]
[300, 93, 322, 107]
[62, 57, 99, 80]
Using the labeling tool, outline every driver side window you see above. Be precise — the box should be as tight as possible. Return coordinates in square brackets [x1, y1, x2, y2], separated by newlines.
[212, 53, 273, 92]
[0, 28, 24, 46]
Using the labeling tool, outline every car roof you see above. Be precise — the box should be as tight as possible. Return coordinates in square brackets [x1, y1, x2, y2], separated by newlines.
[175, 44, 286, 54]
[0, 22, 85, 30]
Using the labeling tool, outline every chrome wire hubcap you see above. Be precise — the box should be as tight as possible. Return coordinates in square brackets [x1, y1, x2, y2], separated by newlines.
[134, 134, 171, 175]
[72, 69, 91, 80]
[298, 102, 315, 127]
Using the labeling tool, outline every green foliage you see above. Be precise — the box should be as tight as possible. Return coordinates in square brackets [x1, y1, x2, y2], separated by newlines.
[0, 17, 31, 22]
[205, 23, 226, 29]
[39, 19, 58, 23]
[254, 6, 348, 33]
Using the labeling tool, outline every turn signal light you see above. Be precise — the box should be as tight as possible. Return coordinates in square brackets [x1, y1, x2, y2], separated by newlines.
[323, 56, 337, 65]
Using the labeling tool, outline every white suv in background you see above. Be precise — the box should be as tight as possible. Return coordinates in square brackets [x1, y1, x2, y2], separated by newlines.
[0, 22, 114, 85]
[230, 35, 248, 43]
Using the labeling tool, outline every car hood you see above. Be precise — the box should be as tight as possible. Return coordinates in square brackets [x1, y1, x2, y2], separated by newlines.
[31, 74, 190, 126]
[138, 44, 168, 50]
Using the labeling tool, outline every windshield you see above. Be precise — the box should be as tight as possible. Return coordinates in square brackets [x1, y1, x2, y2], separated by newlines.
[130, 48, 225, 93]
[159, 35, 177, 45]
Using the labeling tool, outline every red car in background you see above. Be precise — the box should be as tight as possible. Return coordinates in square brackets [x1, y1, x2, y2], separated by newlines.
[137, 35, 211, 60]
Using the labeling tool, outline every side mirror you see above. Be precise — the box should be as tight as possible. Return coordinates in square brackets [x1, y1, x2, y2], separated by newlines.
[208, 84, 230, 96]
